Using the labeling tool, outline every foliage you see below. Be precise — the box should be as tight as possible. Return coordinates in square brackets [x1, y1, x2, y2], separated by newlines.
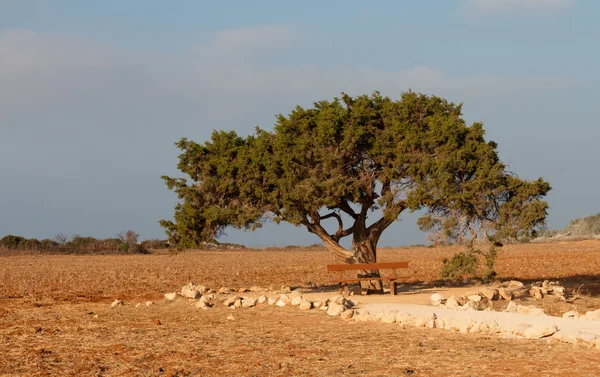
[0, 235, 26, 250]
[161, 91, 550, 262]
[440, 252, 478, 283]
[118, 243, 130, 251]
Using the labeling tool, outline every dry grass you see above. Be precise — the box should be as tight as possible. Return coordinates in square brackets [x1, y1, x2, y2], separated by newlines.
[1, 240, 600, 376]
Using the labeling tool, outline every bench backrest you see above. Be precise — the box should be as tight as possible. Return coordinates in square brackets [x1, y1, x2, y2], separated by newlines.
[327, 262, 408, 271]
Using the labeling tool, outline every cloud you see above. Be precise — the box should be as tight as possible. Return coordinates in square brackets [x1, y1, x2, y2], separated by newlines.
[463, 0, 575, 14]
[0, 26, 576, 133]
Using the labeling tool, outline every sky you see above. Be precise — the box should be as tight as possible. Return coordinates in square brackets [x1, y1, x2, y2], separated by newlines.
[1, 0, 599, 247]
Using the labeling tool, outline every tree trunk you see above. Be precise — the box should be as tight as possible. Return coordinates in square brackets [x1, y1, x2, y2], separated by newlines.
[352, 235, 383, 293]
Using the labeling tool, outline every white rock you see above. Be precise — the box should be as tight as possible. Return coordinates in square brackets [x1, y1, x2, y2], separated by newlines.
[275, 299, 287, 307]
[505, 301, 518, 313]
[466, 294, 483, 302]
[196, 301, 211, 310]
[552, 286, 565, 295]
[329, 295, 346, 305]
[430, 293, 445, 306]
[516, 305, 546, 316]
[512, 323, 533, 337]
[249, 286, 263, 292]
[181, 283, 202, 299]
[445, 296, 461, 310]
[340, 309, 355, 320]
[426, 319, 437, 329]
[291, 296, 303, 306]
[267, 297, 277, 305]
[320, 305, 329, 311]
[552, 331, 578, 345]
[135, 303, 141, 308]
[218, 287, 233, 294]
[327, 302, 346, 316]
[226, 315, 235, 320]
[380, 310, 399, 324]
[242, 298, 257, 308]
[498, 287, 513, 301]
[505, 280, 524, 288]
[576, 333, 598, 347]
[164, 293, 178, 301]
[233, 299, 243, 308]
[414, 317, 427, 327]
[354, 310, 372, 322]
[278, 294, 291, 304]
[298, 299, 312, 310]
[289, 290, 303, 298]
[480, 288, 499, 301]
[585, 309, 600, 321]
[145, 301, 154, 307]
[111, 299, 123, 308]
[223, 296, 240, 307]
[562, 310, 580, 319]
[524, 323, 558, 339]
[461, 301, 479, 311]
[312, 301, 322, 308]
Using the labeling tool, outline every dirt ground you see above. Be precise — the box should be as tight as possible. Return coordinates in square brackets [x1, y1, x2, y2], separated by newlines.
[1, 240, 600, 376]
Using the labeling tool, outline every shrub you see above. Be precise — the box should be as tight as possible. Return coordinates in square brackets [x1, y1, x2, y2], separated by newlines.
[0, 235, 26, 250]
[117, 243, 130, 252]
[440, 252, 478, 283]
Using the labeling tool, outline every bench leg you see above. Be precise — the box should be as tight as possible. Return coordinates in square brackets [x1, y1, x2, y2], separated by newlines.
[390, 281, 397, 296]
[338, 282, 343, 296]
[344, 284, 349, 296]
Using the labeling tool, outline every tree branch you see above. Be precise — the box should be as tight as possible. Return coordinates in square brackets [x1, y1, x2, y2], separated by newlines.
[336, 199, 358, 220]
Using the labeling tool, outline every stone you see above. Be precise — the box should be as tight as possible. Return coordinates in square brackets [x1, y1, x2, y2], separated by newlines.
[135, 303, 141, 308]
[468, 322, 481, 334]
[257, 295, 268, 304]
[466, 293, 483, 302]
[414, 317, 427, 328]
[430, 293, 445, 306]
[542, 280, 550, 290]
[290, 296, 303, 306]
[226, 315, 235, 320]
[200, 294, 214, 302]
[479, 320, 500, 334]
[249, 286, 263, 292]
[576, 333, 598, 347]
[320, 305, 329, 311]
[562, 310, 580, 319]
[505, 301, 518, 313]
[329, 295, 346, 305]
[340, 309, 355, 320]
[512, 323, 533, 337]
[449, 317, 474, 333]
[380, 310, 399, 324]
[280, 285, 292, 292]
[196, 301, 211, 310]
[498, 287, 513, 301]
[327, 302, 346, 316]
[585, 309, 600, 321]
[278, 294, 291, 304]
[242, 298, 257, 308]
[145, 301, 154, 307]
[218, 287, 233, 294]
[354, 310, 372, 322]
[289, 291, 303, 298]
[111, 299, 123, 308]
[164, 293, 177, 301]
[312, 301, 322, 309]
[516, 305, 546, 316]
[524, 323, 558, 339]
[445, 296, 461, 310]
[233, 299, 243, 308]
[181, 283, 202, 299]
[529, 287, 544, 300]
[298, 300, 312, 310]
[426, 318, 437, 329]
[461, 301, 479, 311]
[275, 299, 286, 307]
[396, 312, 415, 326]
[480, 288, 499, 301]
[552, 286, 565, 295]
[552, 331, 578, 345]
[238, 287, 249, 293]
[505, 280, 524, 288]
[267, 297, 277, 305]
[223, 296, 240, 307]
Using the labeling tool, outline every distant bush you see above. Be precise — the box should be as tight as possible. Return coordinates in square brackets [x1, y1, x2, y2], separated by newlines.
[532, 212, 600, 242]
[0, 235, 26, 250]
[441, 243, 498, 283]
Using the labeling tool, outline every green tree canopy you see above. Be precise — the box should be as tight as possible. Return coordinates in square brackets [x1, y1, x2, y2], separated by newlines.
[161, 91, 550, 264]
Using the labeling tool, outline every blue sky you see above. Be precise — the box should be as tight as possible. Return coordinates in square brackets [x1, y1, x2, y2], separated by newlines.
[1, 0, 599, 247]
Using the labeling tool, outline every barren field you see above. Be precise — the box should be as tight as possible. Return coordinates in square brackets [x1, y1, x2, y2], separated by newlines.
[1, 240, 600, 376]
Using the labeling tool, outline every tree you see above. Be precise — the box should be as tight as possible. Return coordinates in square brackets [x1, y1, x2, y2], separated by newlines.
[161, 92, 550, 287]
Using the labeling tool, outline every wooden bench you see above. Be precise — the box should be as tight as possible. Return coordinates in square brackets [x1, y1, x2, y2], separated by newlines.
[327, 262, 409, 296]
